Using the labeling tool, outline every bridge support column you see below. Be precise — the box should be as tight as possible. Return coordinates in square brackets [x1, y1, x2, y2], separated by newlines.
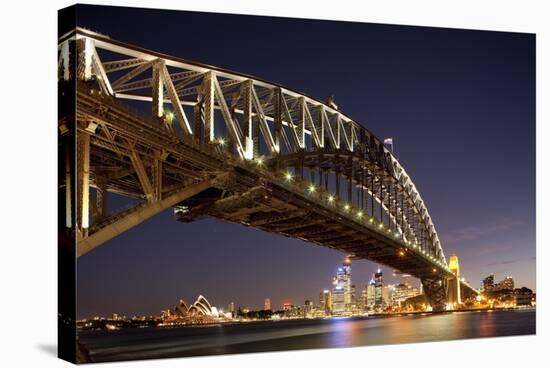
[76, 38, 93, 81]
[421, 277, 448, 312]
[76, 130, 90, 240]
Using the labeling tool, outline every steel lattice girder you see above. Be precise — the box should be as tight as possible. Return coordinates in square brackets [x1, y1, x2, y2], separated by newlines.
[59, 28, 488, 296]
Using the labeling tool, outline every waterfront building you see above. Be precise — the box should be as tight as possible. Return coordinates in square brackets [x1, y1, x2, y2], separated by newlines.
[351, 284, 357, 307]
[264, 298, 271, 311]
[304, 300, 313, 317]
[164, 295, 220, 323]
[392, 284, 409, 305]
[497, 276, 515, 291]
[402, 274, 412, 288]
[332, 286, 346, 315]
[319, 289, 332, 315]
[391, 283, 420, 306]
[361, 286, 368, 311]
[382, 284, 393, 307]
[482, 273, 495, 292]
[282, 303, 300, 317]
[228, 302, 235, 314]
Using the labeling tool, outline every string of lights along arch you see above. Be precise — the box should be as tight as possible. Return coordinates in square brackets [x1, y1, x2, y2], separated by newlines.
[59, 28, 478, 311]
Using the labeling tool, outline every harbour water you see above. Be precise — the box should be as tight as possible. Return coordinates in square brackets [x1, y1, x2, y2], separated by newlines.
[78, 309, 535, 363]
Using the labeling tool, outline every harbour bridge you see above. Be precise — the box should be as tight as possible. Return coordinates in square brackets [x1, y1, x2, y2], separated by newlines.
[59, 28, 477, 311]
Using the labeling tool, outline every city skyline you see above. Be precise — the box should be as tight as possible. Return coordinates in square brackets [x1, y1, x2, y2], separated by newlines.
[79, 255, 528, 319]
[73, 6, 535, 319]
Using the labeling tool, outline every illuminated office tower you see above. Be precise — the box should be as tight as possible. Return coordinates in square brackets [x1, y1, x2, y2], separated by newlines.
[383, 285, 393, 307]
[499, 276, 514, 291]
[374, 268, 383, 307]
[264, 298, 271, 311]
[342, 258, 352, 307]
[332, 286, 346, 315]
[392, 283, 410, 305]
[482, 273, 495, 292]
[351, 284, 357, 309]
[319, 289, 332, 315]
[304, 300, 313, 316]
[333, 257, 353, 311]
[367, 278, 376, 308]
[448, 255, 461, 308]
[361, 286, 368, 310]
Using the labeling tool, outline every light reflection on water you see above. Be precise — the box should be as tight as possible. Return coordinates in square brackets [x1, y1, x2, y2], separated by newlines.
[79, 310, 535, 363]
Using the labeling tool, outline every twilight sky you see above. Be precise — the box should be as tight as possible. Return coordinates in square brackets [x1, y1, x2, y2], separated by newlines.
[73, 5, 535, 318]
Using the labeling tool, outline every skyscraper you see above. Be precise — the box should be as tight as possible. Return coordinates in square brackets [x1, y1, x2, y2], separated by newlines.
[448, 255, 461, 307]
[264, 298, 271, 311]
[351, 284, 357, 309]
[374, 268, 383, 307]
[361, 286, 368, 311]
[482, 273, 495, 292]
[332, 286, 346, 315]
[367, 278, 376, 308]
[333, 257, 353, 313]
[319, 289, 332, 315]
[382, 284, 393, 307]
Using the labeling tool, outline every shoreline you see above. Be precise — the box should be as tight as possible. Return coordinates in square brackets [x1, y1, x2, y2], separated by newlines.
[80, 307, 536, 333]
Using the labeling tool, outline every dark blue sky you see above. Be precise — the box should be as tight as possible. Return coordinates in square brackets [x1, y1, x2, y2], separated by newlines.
[74, 5, 535, 318]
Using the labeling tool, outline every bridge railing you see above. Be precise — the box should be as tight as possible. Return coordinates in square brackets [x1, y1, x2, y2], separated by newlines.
[244, 159, 451, 274]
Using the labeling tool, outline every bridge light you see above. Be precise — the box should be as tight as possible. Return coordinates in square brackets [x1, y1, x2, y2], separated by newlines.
[369, 217, 374, 223]
[285, 172, 293, 181]
[399, 251, 405, 256]
[394, 232, 400, 238]
[432, 268, 437, 273]
[166, 112, 174, 122]
[256, 157, 264, 165]
[327, 195, 335, 203]
[218, 138, 226, 146]
[378, 223, 384, 229]
[308, 184, 316, 193]
[357, 211, 363, 218]
[344, 204, 350, 211]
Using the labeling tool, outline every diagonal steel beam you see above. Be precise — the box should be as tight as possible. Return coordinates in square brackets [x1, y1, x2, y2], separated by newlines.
[77, 176, 222, 257]
[161, 62, 193, 135]
[128, 145, 154, 202]
[112, 60, 154, 90]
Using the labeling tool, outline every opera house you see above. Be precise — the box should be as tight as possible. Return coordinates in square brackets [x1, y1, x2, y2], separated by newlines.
[161, 295, 221, 324]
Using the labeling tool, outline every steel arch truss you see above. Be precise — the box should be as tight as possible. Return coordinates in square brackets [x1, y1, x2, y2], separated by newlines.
[60, 28, 451, 271]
